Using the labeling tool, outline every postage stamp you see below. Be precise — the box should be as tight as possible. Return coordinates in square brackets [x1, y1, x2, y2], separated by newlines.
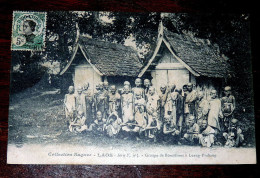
[11, 11, 47, 51]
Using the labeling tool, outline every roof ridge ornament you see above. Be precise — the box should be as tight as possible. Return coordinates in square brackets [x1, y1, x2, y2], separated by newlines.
[138, 20, 164, 77]
[158, 20, 164, 38]
[75, 22, 80, 44]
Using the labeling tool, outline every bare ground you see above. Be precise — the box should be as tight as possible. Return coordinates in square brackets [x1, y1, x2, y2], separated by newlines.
[7, 87, 255, 149]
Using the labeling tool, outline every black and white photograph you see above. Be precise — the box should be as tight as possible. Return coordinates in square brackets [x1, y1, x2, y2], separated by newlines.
[7, 11, 256, 164]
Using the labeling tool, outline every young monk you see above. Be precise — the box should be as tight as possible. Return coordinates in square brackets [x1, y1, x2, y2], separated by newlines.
[133, 91, 147, 130]
[162, 113, 180, 144]
[82, 82, 94, 126]
[121, 116, 140, 140]
[175, 88, 184, 133]
[103, 81, 109, 93]
[118, 81, 131, 95]
[75, 86, 86, 116]
[146, 86, 160, 130]
[208, 90, 223, 134]
[69, 110, 88, 133]
[121, 85, 134, 123]
[223, 118, 244, 147]
[168, 84, 179, 127]
[123, 81, 131, 91]
[108, 85, 121, 115]
[198, 119, 215, 147]
[184, 83, 197, 117]
[159, 84, 168, 122]
[64, 86, 76, 122]
[88, 111, 107, 135]
[182, 115, 200, 145]
[221, 86, 236, 131]
[145, 113, 160, 141]
[182, 84, 188, 96]
[93, 82, 108, 119]
[195, 91, 209, 127]
[105, 112, 122, 138]
[144, 79, 151, 100]
[132, 78, 145, 99]
[94, 84, 100, 94]
[124, 81, 131, 88]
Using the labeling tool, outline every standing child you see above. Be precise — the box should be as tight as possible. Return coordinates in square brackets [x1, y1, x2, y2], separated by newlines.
[146, 86, 160, 129]
[168, 84, 179, 127]
[75, 86, 86, 116]
[175, 88, 184, 133]
[82, 83, 94, 126]
[132, 78, 145, 99]
[93, 82, 109, 119]
[208, 90, 223, 134]
[108, 85, 121, 116]
[144, 79, 151, 101]
[159, 84, 168, 123]
[221, 86, 236, 131]
[195, 91, 209, 127]
[64, 86, 76, 122]
[184, 83, 197, 117]
[134, 91, 147, 131]
[121, 85, 134, 123]
[124, 81, 131, 88]
[103, 81, 109, 94]
[118, 81, 131, 95]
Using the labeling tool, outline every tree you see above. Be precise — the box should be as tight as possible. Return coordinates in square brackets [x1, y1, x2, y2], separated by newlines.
[12, 12, 254, 114]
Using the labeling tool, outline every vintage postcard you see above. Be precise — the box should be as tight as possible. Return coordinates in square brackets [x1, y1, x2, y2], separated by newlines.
[7, 11, 256, 164]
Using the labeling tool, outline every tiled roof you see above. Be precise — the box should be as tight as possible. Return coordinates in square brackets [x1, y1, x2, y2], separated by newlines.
[164, 30, 229, 78]
[79, 36, 142, 76]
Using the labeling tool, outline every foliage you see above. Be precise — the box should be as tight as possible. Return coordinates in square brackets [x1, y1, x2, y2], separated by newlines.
[12, 12, 254, 111]
[10, 12, 255, 144]
[11, 51, 47, 92]
[162, 13, 254, 141]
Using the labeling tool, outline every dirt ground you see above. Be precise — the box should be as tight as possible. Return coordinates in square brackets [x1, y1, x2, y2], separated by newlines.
[8, 87, 162, 148]
[7, 86, 255, 149]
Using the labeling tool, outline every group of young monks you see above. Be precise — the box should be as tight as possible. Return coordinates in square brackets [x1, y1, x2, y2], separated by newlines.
[64, 78, 244, 147]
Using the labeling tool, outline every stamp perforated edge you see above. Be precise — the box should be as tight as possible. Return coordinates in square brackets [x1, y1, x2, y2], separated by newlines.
[11, 11, 47, 51]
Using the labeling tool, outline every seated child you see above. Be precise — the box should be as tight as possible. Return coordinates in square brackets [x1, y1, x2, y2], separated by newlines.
[69, 110, 88, 133]
[162, 114, 180, 144]
[182, 115, 200, 145]
[223, 118, 244, 147]
[145, 113, 159, 141]
[105, 112, 122, 138]
[121, 116, 140, 140]
[198, 119, 215, 147]
[89, 111, 106, 135]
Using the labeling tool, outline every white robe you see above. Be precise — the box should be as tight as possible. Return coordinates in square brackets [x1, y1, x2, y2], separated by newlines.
[121, 93, 134, 123]
[64, 94, 76, 118]
[208, 98, 223, 131]
[198, 125, 215, 147]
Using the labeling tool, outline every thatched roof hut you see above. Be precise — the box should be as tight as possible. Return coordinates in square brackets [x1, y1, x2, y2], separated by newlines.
[139, 21, 230, 97]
